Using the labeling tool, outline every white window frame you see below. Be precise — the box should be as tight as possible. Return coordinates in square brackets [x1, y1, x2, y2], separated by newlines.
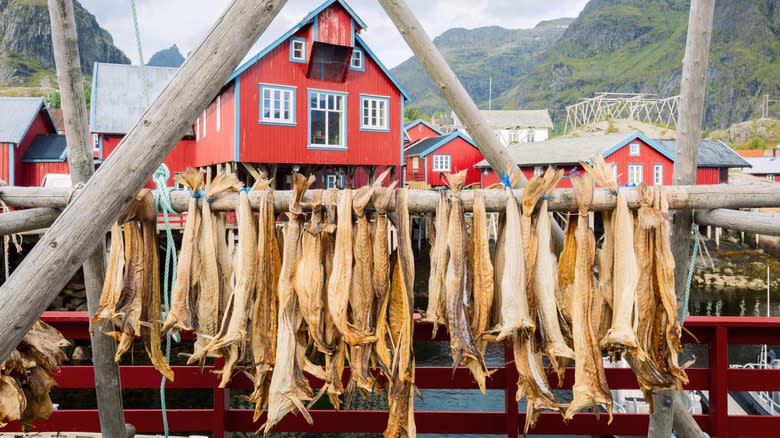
[91, 133, 99, 152]
[350, 48, 364, 70]
[308, 89, 347, 149]
[612, 162, 618, 182]
[653, 164, 663, 186]
[412, 157, 419, 169]
[290, 37, 306, 62]
[629, 141, 640, 156]
[325, 173, 343, 189]
[533, 166, 543, 176]
[260, 84, 296, 125]
[768, 174, 776, 182]
[431, 154, 451, 172]
[360, 95, 389, 132]
[216, 95, 221, 132]
[628, 164, 643, 185]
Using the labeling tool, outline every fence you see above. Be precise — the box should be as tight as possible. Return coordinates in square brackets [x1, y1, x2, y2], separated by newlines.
[3, 313, 779, 437]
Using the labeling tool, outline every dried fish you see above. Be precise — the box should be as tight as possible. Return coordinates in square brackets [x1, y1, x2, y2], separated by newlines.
[423, 190, 449, 336]
[564, 174, 612, 422]
[162, 167, 205, 334]
[189, 173, 241, 366]
[0, 375, 25, 427]
[92, 222, 125, 335]
[513, 333, 561, 435]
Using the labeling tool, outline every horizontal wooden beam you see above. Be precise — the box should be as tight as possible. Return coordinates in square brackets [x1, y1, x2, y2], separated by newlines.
[2, 184, 779, 214]
[693, 208, 780, 236]
[0, 207, 60, 235]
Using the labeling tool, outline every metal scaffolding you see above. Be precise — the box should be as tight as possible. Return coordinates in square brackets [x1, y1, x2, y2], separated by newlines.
[564, 93, 680, 134]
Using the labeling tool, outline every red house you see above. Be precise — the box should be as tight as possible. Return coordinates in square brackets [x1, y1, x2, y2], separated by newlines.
[193, 0, 409, 189]
[477, 133, 750, 188]
[738, 149, 779, 182]
[0, 97, 60, 186]
[404, 119, 443, 146]
[404, 131, 482, 187]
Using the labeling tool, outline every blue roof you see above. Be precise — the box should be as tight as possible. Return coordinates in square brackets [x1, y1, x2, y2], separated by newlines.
[656, 139, 750, 168]
[404, 119, 443, 135]
[602, 132, 674, 161]
[405, 131, 476, 157]
[225, 0, 409, 101]
[22, 134, 68, 162]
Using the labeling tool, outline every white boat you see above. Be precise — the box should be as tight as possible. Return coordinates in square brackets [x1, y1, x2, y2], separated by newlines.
[730, 347, 780, 416]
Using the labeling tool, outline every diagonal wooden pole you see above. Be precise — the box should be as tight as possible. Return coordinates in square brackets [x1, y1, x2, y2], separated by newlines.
[0, 0, 288, 360]
[47, 0, 127, 435]
[375, 0, 565, 252]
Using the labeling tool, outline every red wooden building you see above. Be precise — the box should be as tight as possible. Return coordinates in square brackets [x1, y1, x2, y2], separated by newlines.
[192, 0, 409, 189]
[738, 149, 779, 182]
[404, 119, 443, 146]
[477, 133, 750, 188]
[0, 97, 61, 186]
[404, 131, 482, 187]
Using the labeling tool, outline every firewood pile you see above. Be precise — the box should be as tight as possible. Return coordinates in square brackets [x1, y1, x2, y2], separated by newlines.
[67, 158, 688, 435]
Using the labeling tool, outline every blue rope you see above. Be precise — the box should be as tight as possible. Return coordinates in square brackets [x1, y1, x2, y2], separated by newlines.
[152, 164, 178, 438]
[189, 188, 204, 198]
[682, 222, 700, 324]
[615, 183, 636, 194]
[561, 168, 580, 180]
[499, 170, 513, 188]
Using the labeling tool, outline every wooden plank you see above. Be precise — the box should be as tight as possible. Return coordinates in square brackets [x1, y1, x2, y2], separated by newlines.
[46, 0, 127, 435]
[0, 0, 289, 362]
[694, 209, 780, 236]
[0, 207, 60, 235]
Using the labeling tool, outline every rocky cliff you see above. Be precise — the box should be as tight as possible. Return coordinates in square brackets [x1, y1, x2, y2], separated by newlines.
[147, 44, 184, 68]
[0, 0, 129, 87]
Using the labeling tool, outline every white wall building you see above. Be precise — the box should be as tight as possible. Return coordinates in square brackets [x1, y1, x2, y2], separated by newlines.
[451, 109, 553, 146]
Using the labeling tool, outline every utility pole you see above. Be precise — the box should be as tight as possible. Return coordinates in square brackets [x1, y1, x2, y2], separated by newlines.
[46, 0, 128, 436]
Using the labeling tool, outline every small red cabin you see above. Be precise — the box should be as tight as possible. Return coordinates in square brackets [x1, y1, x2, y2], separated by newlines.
[404, 132, 482, 187]
[739, 150, 779, 182]
[0, 97, 60, 186]
[404, 119, 443, 146]
[478, 133, 750, 188]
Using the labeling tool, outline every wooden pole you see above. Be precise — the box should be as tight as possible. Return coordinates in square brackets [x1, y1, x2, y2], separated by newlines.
[648, 389, 675, 438]
[0, 0, 288, 361]
[0, 207, 60, 235]
[671, 0, 715, 322]
[694, 209, 780, 237]
[47, 0, 128, 435]
[375, 0, 565, 253]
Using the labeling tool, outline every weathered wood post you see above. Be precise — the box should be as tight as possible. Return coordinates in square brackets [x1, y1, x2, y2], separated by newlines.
[375, 0, 565, 252]
[0, 0, 288, 361]
[47, 0, 128, 435]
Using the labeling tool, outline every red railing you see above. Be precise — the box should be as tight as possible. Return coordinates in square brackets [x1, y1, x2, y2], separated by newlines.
[4, 313, 779, 437]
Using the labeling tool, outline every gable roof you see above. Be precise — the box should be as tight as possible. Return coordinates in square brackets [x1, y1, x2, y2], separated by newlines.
[656, 139, 751, 168]
[475, 132, 667, 168]
[90, 63, 179, 134]
[741, 156, 780, 174]
[404, 119, 443, 135]
[225, 0, 409, 101]
[0, 97, 56, 144]
[455, 109, 553, 130]
[405, 131, 476, 157]
[22, 134, 68, 162]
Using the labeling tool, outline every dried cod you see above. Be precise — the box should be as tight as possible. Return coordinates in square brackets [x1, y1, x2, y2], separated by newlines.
[422, 190, 449, 336]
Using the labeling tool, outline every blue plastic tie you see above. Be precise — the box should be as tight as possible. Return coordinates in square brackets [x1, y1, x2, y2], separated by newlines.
[615, 183, 636, 194]
[366, 207, 388, 215]
[540, 195, 549, 200]
[189, 188, 203, 198]
[238, 187, 251, 195]
[322, 203, 335, 224]
[561, 168, 580, 180]
[499, 170, 513, 188]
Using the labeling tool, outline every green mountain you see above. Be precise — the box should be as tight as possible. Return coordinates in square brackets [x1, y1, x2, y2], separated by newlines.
[390, 19, 574, 116]
[0, 0, 129, 89]
[395, 0, 780, 131]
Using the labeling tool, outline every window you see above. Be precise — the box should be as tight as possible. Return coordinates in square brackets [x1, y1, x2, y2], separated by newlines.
[360, 95, 389, 131]
[216, 95, 221, 132]
[309, 90, 346, 148]
[91, 133, 99, 152]
[202, 110, 206, 138]
[412, 157, 419, 170]
[628, 164, 643, 185]
[432, 154, 451, 172]
[350, 48, 363, 70]
[290, 37, 306, 62]
[528, 129, 535, 142]
[612, 163, 618, 182]
[629, 141, 640, 156]
[326, 173, 343, 189]
[509, 130, 519, 143]
[533, 166, 543, 176]
[260, 84, 296, 125]
[653, 164, 663, 186]
[768, 174, 776, 182]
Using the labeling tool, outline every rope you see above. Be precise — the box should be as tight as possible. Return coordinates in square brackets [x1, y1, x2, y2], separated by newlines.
[152, 164, 178, 438]
[129, 0, 150, 106]
[682, 222, 701, 324]
[498, 170, 513, 189]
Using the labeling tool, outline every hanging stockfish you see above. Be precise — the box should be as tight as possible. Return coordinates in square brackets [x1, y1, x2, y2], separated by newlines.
[564, 174, 612, 422]
[327, 188, 375, 346]
[263, 173, 317, 434]
[513, 332, 562, 436]
[208, 179, 264, 387]
[162, 167, 205, 334]
[346, 175, 387, 402]
[422, 190, 449, 336]
[580, 157, 618, 344]
[383, 188, 416, 438]
[0, 375, 25, 428]
[248, 182, 280, 420]
[189, 172, 241, 367]
[442, 170, 487, 390]
[371, 181, 397, 377]
[520, 174, 546, 319]
[92, 222, 125, 336]
[531, 168, 572, 382]
[493, 166, 533, 341]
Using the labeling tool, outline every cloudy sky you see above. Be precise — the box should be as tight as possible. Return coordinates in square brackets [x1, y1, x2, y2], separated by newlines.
[78, 0, 589, 69]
